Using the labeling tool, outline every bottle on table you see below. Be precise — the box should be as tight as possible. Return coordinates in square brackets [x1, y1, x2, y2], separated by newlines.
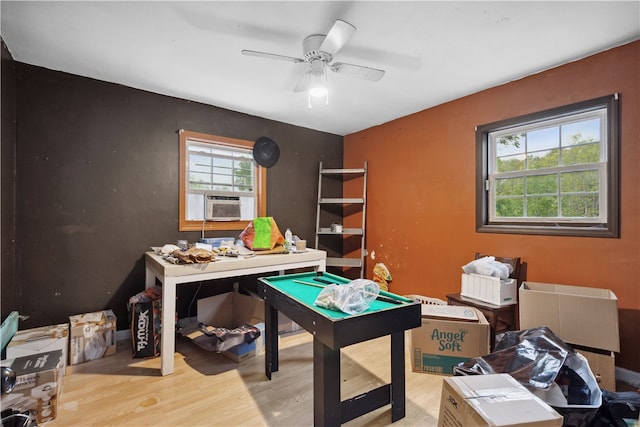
[285, 228, 293, 250]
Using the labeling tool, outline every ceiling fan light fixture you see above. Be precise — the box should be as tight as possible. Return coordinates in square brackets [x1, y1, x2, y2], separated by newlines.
[307, 60, 328, 108]
[308, 75, 327, 98]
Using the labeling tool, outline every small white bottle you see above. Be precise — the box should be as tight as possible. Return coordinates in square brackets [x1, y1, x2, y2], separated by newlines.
[285, 228, 293, 250]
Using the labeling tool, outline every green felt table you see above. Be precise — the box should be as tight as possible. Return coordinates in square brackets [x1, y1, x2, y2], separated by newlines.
[261, 271, 413, 319]
[257, 271, 421, 426]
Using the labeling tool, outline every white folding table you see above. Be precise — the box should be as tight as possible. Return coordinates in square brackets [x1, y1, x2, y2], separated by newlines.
[145, 249, 327, 376]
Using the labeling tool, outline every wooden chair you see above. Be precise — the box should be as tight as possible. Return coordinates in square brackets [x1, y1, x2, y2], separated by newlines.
[474, 252, 522, 285]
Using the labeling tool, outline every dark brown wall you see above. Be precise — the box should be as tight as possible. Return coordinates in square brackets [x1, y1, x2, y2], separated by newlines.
[5, 63, 342, 330]
[345, 41, 640, 372]
[1, 40, 18, 319]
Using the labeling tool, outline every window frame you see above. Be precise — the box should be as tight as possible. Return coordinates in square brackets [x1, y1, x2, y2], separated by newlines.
[476, 94, 620, 238]
[179, 130, 266, 232]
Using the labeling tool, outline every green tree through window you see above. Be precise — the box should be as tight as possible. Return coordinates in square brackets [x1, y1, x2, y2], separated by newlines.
[476, 94, 619, 237]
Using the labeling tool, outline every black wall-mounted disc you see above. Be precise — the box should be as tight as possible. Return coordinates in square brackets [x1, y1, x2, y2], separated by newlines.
[253, 136, 280, 168]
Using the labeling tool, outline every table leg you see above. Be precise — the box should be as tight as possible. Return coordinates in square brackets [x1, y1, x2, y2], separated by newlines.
[160, 278, 177, 376]
[264, 301, 279, 380]
[390, 331, 406, 422]
[314, 338, 341, 426]
[145, 263, 155, 289]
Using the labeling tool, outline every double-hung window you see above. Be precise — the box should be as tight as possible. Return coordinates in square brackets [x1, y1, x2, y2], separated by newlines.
[476, 94, 619, 237]
[179, 130, 266, 231]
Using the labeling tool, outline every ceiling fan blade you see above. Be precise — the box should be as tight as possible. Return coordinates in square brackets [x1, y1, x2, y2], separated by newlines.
[330, 62, 385, 81]
[241, 50, 304, 63]
[293, 71, 311, 92]
[319, 20, 356, 56]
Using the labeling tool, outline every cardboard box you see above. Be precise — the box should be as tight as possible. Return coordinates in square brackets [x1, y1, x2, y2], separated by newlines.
[69, 309, 117, 365]
[196, 292, 265, 363]
[461, 273, 517, 306]
[576, 348, 616, 391]
[411, 305, 490, 375]
[519, 282, 619, 352]
[5, 323, 69, 375]
[0, 350, 64, 425]
[439, 374, 563, 427]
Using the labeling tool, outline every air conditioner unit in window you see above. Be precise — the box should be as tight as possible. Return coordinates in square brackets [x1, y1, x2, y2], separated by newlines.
[205, 195, 241, 221]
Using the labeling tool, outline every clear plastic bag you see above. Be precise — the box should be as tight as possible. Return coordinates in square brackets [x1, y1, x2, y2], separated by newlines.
[462, 256, 513, 279]
[314, 279, 380, 315]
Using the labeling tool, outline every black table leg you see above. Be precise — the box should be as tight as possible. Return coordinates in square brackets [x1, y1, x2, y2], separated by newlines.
[314, 338, 341, 427]
[390, 331, 406, 422]
[264, 301, 279, 380]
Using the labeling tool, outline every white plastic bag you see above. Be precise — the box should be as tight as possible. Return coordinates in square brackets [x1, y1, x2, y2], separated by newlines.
[314, 279, 380, 315]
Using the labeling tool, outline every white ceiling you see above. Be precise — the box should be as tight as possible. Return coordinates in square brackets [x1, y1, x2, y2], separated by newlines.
[2, 1, 639, 136]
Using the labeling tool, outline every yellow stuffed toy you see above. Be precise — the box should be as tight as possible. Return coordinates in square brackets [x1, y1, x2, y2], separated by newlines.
[372, 263, 392, 292]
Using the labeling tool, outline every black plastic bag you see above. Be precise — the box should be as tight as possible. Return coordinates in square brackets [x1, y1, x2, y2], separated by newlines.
[593, 390, 640, 427]
[454, 326, 570, 389]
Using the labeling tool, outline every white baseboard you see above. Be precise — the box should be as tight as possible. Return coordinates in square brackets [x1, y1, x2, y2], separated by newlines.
[616, 366, 640, 388]
[116, 329, 130, 342]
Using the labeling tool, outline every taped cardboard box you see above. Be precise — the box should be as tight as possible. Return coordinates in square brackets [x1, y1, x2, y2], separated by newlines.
[181, 292, 264, 363]
[519, 282, 619, 390]
[438, 374, 563, 427]
[69, 309, 117, 365]
[5, 323, 69, 375]
[411, 305, 490, 375]
[0, 350, 64, 425]
[461, 273, 517, 306]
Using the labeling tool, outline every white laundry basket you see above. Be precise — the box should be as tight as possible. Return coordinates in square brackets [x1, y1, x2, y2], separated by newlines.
[405, 294, 447, 306]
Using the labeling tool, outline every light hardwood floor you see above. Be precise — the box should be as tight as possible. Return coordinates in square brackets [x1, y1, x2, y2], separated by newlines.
[48, 331, 444, 426]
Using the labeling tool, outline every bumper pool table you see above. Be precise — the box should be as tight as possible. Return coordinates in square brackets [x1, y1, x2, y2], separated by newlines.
[257, 271, 421, 426]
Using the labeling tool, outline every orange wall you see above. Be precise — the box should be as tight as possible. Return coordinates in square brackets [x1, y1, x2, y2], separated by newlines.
[345, 41, 639, 371]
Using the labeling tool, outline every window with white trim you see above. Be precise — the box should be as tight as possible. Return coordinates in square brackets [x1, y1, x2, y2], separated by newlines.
[179, 131, 266, 232]
[476, 94, 619, 237]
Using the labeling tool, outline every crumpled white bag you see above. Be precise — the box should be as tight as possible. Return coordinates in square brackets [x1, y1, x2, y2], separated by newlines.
[462, 256, 513, 279]
[314, 279, 380, 315]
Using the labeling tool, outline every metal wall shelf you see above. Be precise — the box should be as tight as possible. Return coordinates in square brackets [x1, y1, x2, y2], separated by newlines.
[316, 227, 364, 235]
[318, 198, 364, 204]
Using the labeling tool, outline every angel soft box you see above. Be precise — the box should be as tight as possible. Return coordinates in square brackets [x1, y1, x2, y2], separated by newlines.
[410, 304, 490, 375]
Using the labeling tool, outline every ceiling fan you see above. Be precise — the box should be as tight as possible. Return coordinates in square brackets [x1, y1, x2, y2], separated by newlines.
[241, 20, 385, 99]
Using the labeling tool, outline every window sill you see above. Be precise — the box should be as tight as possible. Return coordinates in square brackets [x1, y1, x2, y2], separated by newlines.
[180, 220, 249, 232]
[477, 223, 618, 238]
